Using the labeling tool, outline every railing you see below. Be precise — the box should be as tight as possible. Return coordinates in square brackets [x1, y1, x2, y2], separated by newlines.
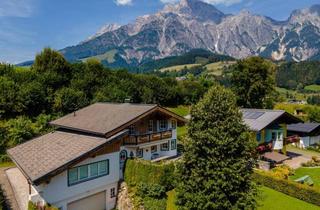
[124, 130, 173, 145]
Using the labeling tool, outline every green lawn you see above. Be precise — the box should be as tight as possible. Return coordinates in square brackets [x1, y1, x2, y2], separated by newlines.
[166, 187, 319, 210]
[305, 85, 320, 92]
[159, 64, 202, 72]
[166, 190, 178, 210]
[0, 162, 14, 168]
[257, 186, 319, 210]
[289, 167, 320, 186]
[167, 106, 190, 117]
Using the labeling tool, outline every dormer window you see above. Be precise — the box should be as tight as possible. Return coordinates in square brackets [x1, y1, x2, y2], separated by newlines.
[159, 120, 167, 131]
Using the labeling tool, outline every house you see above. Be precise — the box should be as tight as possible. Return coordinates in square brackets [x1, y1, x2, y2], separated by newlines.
[241, 109, 302, 163]
[288, 123, 320, 148]
[7, 103, 187, 210]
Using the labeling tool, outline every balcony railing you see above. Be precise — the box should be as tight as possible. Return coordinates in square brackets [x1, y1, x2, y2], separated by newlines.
[124, 129, 173, 145]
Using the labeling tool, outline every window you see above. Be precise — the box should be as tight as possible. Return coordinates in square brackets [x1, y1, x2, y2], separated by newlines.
[161, 142, 169, 151]
[271, 132, 276, 140]
[148, 120, 153, 133]
[171, 139, 176, 150]
[129, 124, 135, 135]
[68, 160, 109, 186]
[151, 145, 157, 153]
[171, 120, 177, 129]
[278, 132, 282, 140]
[110, 188, 116, 198]
[90, 163, 98, 177]
[68, 168, 78, 184]
[136, 148, 143, 158]
[159, 120, 167, 130]
[79, 165, 88, 180]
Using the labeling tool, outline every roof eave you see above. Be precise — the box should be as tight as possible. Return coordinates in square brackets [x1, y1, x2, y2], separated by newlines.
[32, 130, 128, 185]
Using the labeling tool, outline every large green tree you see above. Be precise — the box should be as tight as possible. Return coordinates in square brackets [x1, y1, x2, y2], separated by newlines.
[176, 85, 257, 210]
[231, 57, 276, 109]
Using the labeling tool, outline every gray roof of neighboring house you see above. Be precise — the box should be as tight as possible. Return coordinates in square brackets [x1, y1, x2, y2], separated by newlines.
[287, 123, 320, 134]
[50, 103, 157, 136]
[241, 109, 302, 132]
[7, 130, 127, 185]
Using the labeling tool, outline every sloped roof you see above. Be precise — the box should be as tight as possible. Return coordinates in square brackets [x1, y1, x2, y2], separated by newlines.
[241, 109, 302, 131]
[50, 103, 187, 136]
[7, 131, 127, 185]
[288, 123, 320, 134]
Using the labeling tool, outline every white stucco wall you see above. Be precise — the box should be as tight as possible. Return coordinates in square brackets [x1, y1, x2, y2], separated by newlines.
[32, 152, 120, 210]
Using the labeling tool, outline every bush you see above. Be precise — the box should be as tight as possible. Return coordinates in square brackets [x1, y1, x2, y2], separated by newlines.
[143, 197, 167, 210]
[137, 183, 166, 199]
[28, 201, 59, 210]
[253, 170, 320, 206]
[124, 158, 175, 191]
[271, 165, 294, 179]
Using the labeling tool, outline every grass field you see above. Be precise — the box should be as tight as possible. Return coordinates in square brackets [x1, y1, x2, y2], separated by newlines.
[257, 186, 319, 210]
[204, 61, 236, 76]
[166, 187, 319, 210]
[81, 49, 118, 63]
[167, 106, 190, 117]
[159, 64, 201, 72]
[289, 167, 320, 186]
[304, 85, 320, 92]
[276, 87, 308, 101]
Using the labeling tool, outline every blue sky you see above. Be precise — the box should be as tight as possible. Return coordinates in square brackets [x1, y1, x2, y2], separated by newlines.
[0, 0, 319, 63]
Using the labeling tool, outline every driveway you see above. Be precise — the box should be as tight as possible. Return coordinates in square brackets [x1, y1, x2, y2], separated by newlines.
[283, 149, 313, 169]
[6, 168, 29, 210]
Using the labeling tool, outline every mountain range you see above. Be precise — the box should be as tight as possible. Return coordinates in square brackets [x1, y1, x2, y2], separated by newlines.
[60, 0, 320, 68]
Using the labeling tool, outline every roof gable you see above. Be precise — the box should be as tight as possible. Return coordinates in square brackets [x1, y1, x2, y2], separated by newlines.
[50, 103, 187, 136]
[7, 130, 127, 185]
[241, 109, 302, 131]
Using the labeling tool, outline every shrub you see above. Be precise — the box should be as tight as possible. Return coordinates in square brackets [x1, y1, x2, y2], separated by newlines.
[271, 165, 294, 179]
[137, 183, 166, 199]
[143, 197, 167, 210]
[28, 201, 59, 210]
[253, 170, 320, 206]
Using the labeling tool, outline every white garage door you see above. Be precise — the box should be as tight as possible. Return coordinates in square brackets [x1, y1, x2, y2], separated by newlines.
[67, 191, 106, 210]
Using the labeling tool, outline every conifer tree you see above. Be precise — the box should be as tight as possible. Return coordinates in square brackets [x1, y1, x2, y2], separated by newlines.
[176, 84, 257, 210]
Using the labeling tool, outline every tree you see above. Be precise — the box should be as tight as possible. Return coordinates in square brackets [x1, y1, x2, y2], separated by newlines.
[53, 88, 88, 113]
[231, 57, 275, 109]
[32, 48, 71, 91]
[176, 85, 257, 210]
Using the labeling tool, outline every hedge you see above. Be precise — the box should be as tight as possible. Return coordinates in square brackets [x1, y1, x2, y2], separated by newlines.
[28, 201, 59, 210]
[124, 158, 175, 190]
[253, 170, 320, 206]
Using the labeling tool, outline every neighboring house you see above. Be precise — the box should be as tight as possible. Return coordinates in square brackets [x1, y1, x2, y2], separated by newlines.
[241, 109, 302, 163]
[288, 123, 320, 148]
[7, 103, 187, 210]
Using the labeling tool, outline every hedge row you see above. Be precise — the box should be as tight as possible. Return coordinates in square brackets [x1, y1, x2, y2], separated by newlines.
[253, 170, 320, 206]
[28, 201, 59, 210]
[124, 158, 175, 190]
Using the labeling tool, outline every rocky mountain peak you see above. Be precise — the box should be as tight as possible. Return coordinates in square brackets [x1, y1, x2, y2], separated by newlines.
[164, 0, 225, 23]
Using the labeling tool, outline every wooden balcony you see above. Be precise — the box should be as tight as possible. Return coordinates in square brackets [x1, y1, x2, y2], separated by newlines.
[124, 130, 173, 145]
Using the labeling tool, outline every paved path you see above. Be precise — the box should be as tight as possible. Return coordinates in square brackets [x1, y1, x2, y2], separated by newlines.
[284, 155, 311, 169]
[6, 168, 28, 210]
[0, 167, 20, 210]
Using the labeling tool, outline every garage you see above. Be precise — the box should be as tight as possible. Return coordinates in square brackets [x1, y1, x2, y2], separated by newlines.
[67, 191, 106, 210]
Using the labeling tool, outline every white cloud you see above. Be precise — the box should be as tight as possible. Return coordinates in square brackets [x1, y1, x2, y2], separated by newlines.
[202, 0, 242, 6]
[0, 0, 35, 17]
[160, 0, 179, 4]
[160, 0, 242, 6]
[115, 0, 133, 6]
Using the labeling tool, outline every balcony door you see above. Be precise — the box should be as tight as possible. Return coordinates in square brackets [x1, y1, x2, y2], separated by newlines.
[119, 150, 127, 179]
